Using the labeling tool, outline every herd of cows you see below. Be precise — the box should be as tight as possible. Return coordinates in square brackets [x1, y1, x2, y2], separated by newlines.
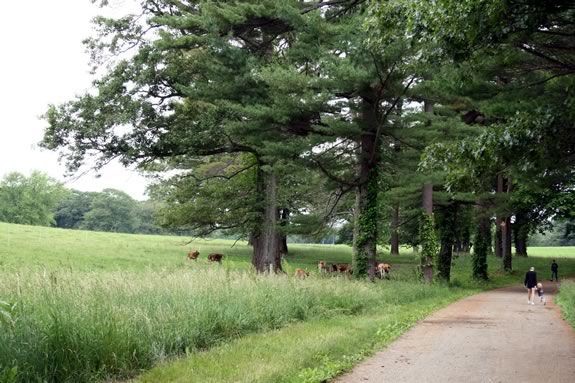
[186, 250, 392, 279]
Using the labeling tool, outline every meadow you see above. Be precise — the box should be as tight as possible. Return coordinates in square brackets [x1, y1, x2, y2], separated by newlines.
[0, 222, 574, 383]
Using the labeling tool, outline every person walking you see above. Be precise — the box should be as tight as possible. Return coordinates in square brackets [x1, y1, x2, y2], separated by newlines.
[524, 266, 538, 305]
[551, 260, 559, 281]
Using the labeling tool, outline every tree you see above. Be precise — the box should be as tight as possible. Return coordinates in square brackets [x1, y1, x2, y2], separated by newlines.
[54, 190, 97, 229]
[0, 171, 67, 226]
[43, 0, 374, 273]
[80, 189, 140, 233]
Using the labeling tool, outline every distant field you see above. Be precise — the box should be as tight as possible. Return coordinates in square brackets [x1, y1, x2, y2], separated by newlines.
[0, 222, 412, 275]
[525, 246, 575, 258]
[1, 222, 574, 383]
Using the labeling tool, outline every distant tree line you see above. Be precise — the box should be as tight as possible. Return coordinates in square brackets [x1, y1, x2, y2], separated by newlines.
[0, 171, 172, 235]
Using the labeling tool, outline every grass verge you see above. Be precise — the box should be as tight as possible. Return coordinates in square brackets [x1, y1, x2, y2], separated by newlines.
[556, 281, 575, 328]
[134, 292, 471, 383]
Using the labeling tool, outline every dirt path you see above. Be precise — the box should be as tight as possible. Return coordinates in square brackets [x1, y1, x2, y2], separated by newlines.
[335, 281, 575, 383]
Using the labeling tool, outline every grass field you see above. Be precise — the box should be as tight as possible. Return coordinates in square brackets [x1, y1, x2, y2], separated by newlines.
[1, 222, 574, 383]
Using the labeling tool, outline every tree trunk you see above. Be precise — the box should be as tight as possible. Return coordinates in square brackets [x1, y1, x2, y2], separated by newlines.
[352, 98, 379, 280]
[494, 174, 504, 258]
[279, 208, 289, 256]
[437, 204, 456, 282]
[473, 200, 490, 280]
[422, 183, 433, 215]
[420, 99, 435, 283]
[251, 168, 282, 273]
[514, 212, 528, 257]
[502, 216, 512, 271]
[390, 204, 400, 255]
[502, 176, 513, 272]
[421, 183, 434, 283]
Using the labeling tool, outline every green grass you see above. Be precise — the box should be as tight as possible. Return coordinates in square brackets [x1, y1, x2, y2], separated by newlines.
[556, 281, 575, 328]
[135, 294, 467, 383]
[1, 221, 575, 383]
[526, 246, 575, 258]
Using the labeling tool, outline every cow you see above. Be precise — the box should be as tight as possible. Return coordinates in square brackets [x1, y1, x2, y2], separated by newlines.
[207, 253, 224, 263]
[187, 250, 200, 261]
[318, 261, 329, 273]
[376, 263, 392, 279]
[294, 268, 309, 279]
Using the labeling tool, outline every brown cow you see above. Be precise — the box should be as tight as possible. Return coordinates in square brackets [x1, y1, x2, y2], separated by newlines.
[187, 250, 200, 261]
[318, 261, 329, 273]
[294, 268, 309, 279]
[207, 253, 224, 263]
[376, 263, 392, 279]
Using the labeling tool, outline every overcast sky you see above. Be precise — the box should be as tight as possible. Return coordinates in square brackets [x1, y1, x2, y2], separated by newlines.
[0, 0, 149, 199]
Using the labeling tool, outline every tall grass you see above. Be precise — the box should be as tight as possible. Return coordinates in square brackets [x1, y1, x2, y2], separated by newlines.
[0, 268, 447, 383]
[556, 281, 575, 328]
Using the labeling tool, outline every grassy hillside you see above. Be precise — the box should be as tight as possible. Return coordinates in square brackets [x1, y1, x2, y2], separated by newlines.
[1, 222, 574, 383]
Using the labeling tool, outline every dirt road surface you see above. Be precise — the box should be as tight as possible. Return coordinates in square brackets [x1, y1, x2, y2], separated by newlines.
[335, 281, 575, 383]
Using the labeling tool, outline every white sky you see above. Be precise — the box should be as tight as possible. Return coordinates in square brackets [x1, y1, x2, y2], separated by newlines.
[0, 0, 149, 200]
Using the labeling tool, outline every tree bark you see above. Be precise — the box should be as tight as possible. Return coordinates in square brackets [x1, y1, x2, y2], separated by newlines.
[251, 167, 283, 273]
[502, 176, 513, 272]
[473, 200, 490, 280]
[514, 212, 528, 257]
[494, 174, 504, 258]
[437, 204, 456, 282]
[422, 183, 433, 215]
[390, 204, 400, 256]
[279, 208, 289, 256]
[352, 98, 379, 280]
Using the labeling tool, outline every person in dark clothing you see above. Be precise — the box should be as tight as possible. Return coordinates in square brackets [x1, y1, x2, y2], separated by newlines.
[551, 260, 559, 281]
[524, 267, 538, 305]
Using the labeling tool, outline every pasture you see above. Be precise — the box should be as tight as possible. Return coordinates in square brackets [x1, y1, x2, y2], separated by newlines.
[1, 222, 575, 383]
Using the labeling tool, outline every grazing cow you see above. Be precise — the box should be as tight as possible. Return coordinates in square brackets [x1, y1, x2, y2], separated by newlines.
[187, 250, 200, 261]
[294, 268, 309, 279]
[376, 263, 392, 279]
[336, 263, 352, 274]
[207, 253, 224, 263]
[318, 261, 329, 273]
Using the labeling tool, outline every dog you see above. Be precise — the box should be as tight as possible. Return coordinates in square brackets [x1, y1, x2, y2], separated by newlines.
[294, 268, 309, 278]
[207, 253, 224, 263]
[187, 250, 200, 261]
[376, 263, 392, 279]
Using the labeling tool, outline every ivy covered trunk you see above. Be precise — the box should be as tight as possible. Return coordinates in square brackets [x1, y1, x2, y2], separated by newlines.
[421, 183, 435, 283]
[390, 205, 400, 255]
[437, 204, 456, 281]
[352, 99, 379, 279]
[251, 167, 282, 273]
[473, 200, 490, 280]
